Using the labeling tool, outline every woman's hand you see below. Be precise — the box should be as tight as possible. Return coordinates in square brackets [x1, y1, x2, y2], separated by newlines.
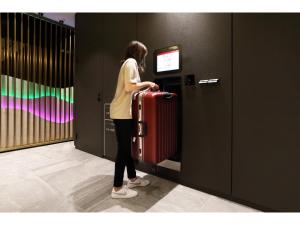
[148, 82, 159, 91]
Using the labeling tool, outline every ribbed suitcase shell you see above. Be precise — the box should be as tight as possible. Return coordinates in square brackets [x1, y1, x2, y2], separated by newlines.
[132, 90, 177, 164]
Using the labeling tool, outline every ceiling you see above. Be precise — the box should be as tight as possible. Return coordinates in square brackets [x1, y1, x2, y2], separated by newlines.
[42, 13, 75, 27]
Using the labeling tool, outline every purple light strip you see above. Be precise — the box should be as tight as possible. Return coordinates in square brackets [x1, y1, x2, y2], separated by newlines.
[1, 96, 74, 123]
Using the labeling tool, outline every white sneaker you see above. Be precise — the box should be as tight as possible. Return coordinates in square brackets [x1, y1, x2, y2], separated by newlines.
[127, 176, 150, 188]
[111, 185, 138, 199]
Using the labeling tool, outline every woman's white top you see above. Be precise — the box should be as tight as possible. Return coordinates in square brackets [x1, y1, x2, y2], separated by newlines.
[110, 58, 141, 119]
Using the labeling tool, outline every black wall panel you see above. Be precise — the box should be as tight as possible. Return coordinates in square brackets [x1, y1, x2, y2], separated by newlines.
[74, 14, 104, 156]
[137, 14, 232, 194]
[233, 14, 300, 211]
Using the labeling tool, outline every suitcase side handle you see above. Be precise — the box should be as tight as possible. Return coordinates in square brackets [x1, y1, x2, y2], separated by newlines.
[164, 93, 174, 99]
[138, 121, 147, 137]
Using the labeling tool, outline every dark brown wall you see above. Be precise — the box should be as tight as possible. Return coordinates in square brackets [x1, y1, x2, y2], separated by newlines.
[74, 13, 104, 156]
[232, 14, 300, 211]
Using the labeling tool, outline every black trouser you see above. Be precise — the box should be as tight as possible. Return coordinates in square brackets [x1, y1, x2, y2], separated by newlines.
[113, 119, 136, 187]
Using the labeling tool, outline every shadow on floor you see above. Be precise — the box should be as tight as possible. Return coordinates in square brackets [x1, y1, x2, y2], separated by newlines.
[70, 174, 178, 212]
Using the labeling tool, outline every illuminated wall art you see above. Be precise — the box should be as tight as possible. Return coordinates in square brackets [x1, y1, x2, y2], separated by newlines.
[1, 75, 74, 123]
[0, 13, 75, 151]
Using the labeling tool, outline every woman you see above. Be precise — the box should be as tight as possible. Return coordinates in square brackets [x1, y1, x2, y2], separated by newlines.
[110, 41, 159, 199]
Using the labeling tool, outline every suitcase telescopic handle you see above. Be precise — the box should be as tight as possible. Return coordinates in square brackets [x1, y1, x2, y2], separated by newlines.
[143, 87, 151, 92]
[142, 87, 160, 92]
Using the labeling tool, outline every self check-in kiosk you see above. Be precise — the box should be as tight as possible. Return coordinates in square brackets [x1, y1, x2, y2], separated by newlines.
[153, 45, 182, 75]
[152, 45, 183, 172]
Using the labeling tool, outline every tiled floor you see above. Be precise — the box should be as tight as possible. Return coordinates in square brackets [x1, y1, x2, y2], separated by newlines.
[0, 141, 258, 212]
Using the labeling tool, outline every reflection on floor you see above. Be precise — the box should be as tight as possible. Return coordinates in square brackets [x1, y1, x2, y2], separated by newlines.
[0, 141, 258, 212]
[158, 159, 181, 171]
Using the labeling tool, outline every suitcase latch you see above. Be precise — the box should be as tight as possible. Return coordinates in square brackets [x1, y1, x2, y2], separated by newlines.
[138, 121, 147, 137]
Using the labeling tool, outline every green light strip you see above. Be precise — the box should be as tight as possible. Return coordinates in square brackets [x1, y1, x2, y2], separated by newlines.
[1, 74, 74, 103]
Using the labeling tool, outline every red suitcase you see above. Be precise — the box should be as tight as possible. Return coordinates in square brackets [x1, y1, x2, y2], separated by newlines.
[131, 89, 177, 164]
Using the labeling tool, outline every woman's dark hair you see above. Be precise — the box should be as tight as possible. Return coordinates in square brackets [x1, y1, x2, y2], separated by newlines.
[122, 41, 148, 73]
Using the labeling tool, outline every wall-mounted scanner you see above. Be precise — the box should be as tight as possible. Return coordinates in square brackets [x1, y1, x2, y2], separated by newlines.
[184, 74, 195, 86]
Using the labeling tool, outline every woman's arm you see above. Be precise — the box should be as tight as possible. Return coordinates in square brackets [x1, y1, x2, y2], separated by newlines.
[125, 81, 158, 92]
[123, 59, 159, 92]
